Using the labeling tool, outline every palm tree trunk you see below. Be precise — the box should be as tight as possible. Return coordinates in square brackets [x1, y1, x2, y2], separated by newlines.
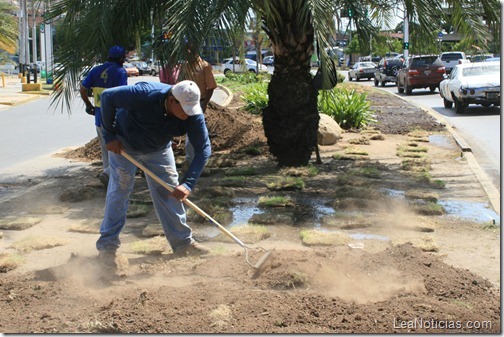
[263, 70, 319, 167]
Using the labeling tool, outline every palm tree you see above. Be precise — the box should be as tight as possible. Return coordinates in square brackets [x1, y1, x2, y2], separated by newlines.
[0, 0, 18, 54]
[47, 0, 500, 167]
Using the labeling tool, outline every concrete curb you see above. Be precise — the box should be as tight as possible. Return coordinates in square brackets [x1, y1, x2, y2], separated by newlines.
[395, 94, 500, 215]
[0, 94, 43, 106]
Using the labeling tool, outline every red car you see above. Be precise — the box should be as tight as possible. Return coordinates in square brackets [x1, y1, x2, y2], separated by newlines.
[397, 55, 446, 95]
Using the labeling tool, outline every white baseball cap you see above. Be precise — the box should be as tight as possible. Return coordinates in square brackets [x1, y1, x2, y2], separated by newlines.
[171, 80, 203, 116]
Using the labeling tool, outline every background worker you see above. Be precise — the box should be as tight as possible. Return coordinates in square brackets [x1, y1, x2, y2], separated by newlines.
[80, 45, 128, 188]
[176, 44, 217, 167]
[96, 80, 211, 268]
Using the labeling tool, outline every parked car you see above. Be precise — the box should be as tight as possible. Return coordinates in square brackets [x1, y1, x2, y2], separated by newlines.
[397, 55, 446, 95]
[374, 57, 404, 87]
[150, 61, 162, 76]
[348, 62, 377, 81]
[262, 56, 274, 66]
[220, 58, 268, 74]
[123, 62, 139, 77]
[439, 61, 500, 114]
[484, 57, 500, 62]
[439, 51, 467, 74]
[131, 61, 152, 75]
[470, 54, 494, 63]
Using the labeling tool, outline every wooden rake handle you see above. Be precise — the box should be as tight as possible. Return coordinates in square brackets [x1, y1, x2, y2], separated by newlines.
[120, 151, 247, 248]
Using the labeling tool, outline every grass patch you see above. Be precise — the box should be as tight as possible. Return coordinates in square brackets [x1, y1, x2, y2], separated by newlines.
[344, 147, 369, 156]
[258, 195, 294, 207]
[0, 216, 42, 230]
[299, 229, 351, 246]
[369, 133, 385, 141]
[0, 253, 25, 272]
[397, 150, 425, 158]
[350, 167, 382, 179]
[332, 153, 358, 161]
[411, 202, 445, 215]
[280, 166, 318, 177]
[404, 189, 439, 203]
[267, 177, 305, 191]
[219, 176, 249, 187]
[11, 236, 68, 253]
[348, 136, 370, 145]
[128, 236, 166, 255]
[397, 144, 428, 153]
[408, 129, 430, 138]
[240, 144, 264, 156]
[224, 167, 257, 176]
[414, 237, 439, 252]
[400, 158, 431, 171]
[209, 304, 232, 328]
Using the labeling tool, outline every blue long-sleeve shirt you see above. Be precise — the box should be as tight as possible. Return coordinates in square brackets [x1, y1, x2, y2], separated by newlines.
[100, 81, 211, 191]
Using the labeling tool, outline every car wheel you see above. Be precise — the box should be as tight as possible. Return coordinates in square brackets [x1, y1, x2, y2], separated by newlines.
[224, 69, 231, 75]
[405, 82, 412, 95]
[443, 97, 453, 108]
[248, 69, 256, 74]
[380, 78, 386, 87]
[348, 73, 352, 81]
[151, 70, 156, 76]
[429, 86, 436, 92]
[454, 96, 465, 114]
[397, 80, 404, 94]
[355, 76, 360, 81]
[374, 77, 379, 86]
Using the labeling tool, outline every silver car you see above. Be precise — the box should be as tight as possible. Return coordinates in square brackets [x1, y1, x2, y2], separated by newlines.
[439, 61, 500, 113]
[348, 62, 377, 81]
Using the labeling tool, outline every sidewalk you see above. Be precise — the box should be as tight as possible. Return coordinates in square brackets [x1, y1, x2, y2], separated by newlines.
[0, 74, 49, 108]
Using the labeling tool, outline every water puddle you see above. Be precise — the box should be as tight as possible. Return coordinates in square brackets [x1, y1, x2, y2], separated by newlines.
[203, 196, 499, 240]
[429, 134, 456, 149]
[229, 197, 264, 227]
[438, 200, 500, 224]
[349, 233, 390, 241]
[380, 188, 405, 198]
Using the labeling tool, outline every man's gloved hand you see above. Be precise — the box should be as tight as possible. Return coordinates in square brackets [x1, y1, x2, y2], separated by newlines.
[85, 104, 95, 116]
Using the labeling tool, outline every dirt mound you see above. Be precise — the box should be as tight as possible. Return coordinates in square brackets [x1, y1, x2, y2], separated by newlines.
[0, 243, 499, 333]
[61, 89, 443, 162]
[62, 103, 267, 162]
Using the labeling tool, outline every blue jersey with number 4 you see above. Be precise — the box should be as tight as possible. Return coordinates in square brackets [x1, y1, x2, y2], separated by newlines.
[81, 61, 128, 126]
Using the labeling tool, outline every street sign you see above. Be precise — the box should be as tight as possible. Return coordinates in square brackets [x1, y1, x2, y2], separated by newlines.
[437, 32, 443, 38]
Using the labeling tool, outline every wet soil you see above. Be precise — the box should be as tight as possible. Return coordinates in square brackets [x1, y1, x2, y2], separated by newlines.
[0, 86, 500, 333]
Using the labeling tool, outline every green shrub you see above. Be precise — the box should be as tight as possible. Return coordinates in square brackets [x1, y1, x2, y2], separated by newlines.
[224, 72, 270, 84]
[241, 82, 268, 115]
[318, 88, 375, 129]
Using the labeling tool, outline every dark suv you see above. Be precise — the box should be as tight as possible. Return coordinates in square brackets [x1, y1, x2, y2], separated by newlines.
[374, 57, 404, 87]
[397, 55, 446, 95]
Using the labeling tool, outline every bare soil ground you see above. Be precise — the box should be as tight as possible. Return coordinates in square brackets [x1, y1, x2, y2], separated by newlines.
[0, 86, 500, 333]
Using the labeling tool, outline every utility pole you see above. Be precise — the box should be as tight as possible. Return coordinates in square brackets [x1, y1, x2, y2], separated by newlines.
[31, 0, 39, 83]
[18, 0, 25, 76]
[150, 10, 154, 63]
[403, 12, 409, 59]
